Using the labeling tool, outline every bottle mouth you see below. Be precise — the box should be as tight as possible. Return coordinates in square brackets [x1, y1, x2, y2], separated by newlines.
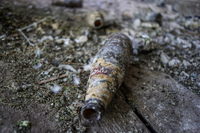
[94, 18, 103, 28]
[81, 99, 105, 122]
[82, 108, 101, 121]
[94, 20, 101, 28]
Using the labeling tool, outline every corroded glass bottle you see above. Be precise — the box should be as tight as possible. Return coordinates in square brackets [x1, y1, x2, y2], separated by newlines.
[81, 33, 132, 122]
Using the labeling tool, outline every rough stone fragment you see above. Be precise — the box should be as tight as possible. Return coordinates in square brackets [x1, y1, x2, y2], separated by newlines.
[160, 52, 170, 64]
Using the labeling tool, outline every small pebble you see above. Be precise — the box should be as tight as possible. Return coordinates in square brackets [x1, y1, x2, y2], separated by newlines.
[141, 22, 160, 28]
[168, 58, 181, 67]
[160, 52, 170, 64]
[133, 19, 141, 29]
[51, 23, 59, 30]
[182, 60, 191, 68]
[75, 36, 88, 43]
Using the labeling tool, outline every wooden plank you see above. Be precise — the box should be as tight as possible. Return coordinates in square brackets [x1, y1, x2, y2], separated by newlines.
[86, 91, 150, 133]
[122, 65, 200, 133]
[0, 103, 56, 133]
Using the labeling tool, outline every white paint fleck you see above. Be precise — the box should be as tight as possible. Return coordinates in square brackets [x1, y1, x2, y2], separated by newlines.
[83, 64, 92, 71]
[35, 47, 43, 57]
[73, 75, 80, 86]
[33, 62, 42, 69]
[39, 35, 53, 42]
[50, 84, 62, 94]
[196, 105, 200, 109]
[58, 64, 77, 72]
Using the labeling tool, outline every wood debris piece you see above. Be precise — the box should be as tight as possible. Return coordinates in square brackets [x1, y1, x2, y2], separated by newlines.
[38, 74, 68, 85]
[65, 62, 84, 66]
[17, 17, 48, 47]
[52, 0, 83, 8]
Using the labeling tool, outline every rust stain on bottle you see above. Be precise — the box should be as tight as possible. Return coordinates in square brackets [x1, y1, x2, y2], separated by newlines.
[81, 33, 132, 123]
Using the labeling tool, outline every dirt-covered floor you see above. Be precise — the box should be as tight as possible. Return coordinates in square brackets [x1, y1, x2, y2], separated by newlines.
[0, 0, 200, 132]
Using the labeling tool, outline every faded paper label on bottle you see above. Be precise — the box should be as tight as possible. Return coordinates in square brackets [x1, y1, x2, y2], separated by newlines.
[90, 67, 113, 77]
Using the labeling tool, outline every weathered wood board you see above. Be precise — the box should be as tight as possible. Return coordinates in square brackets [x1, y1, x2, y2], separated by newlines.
[0, 103, 56, 133]
[122, 65, 200, 133]
[86, 91, 150, 133]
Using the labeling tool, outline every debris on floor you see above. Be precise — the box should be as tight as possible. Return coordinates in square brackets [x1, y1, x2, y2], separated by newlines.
[0, 0, 199, 132]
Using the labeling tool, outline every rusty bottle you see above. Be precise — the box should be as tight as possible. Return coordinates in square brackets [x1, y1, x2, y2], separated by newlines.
[87, 11, 104, 29]
[81, 33, 132, 122]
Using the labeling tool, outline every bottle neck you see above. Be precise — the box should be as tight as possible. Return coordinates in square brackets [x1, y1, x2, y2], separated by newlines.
[81, 98, 105, 122]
